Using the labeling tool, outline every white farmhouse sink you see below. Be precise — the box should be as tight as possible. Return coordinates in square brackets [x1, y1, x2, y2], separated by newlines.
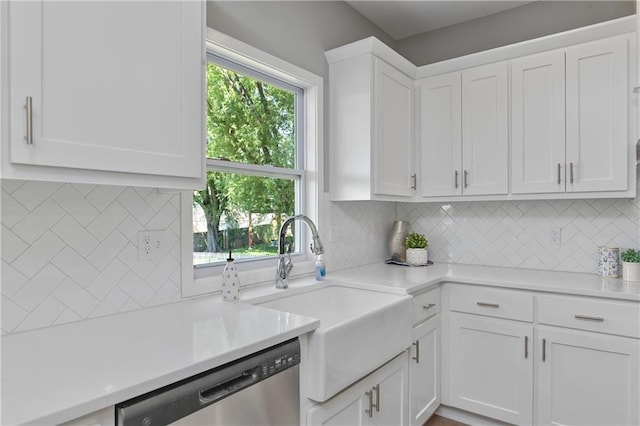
[260, 283, 412, 402]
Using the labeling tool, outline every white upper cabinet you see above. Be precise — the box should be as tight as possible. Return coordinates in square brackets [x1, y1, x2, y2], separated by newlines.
[566, 36, 629, 192]
[512, 36, 629, 195]
[419, 62, 508, 198]
[326, 39, 415, 201]
[373, 59, 415, 197]
[461, 62, 509, 196]
[418, 72, 462, 197]
[511, 50, 566, 194]
[4, 1, 204, 189]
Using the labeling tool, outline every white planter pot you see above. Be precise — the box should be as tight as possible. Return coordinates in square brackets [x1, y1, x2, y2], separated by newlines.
[406, 248, 428, 266]
[622, 261, 640, 281]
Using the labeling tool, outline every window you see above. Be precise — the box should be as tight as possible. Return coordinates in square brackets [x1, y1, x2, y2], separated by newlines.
[182, 29, 323, 296]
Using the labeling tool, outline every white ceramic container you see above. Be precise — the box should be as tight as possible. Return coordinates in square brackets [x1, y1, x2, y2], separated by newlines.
[622, 261, 640, 281]
[406, 248, 428, 266]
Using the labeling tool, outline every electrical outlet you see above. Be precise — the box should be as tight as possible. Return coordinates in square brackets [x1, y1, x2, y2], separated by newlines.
[138, 230, 167, 260]
[551, 227, 561, 246]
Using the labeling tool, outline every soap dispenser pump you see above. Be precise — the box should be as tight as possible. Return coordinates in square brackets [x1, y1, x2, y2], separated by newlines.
[222, 250, 240, 301]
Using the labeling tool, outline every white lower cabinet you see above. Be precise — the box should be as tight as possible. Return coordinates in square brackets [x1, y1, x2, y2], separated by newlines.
[409, 315, 440, 426]
[448, 313, 533, 425]
[307, 352, 409, 426]
[59, 407, 114, 426]
[537, 328, 640, 425]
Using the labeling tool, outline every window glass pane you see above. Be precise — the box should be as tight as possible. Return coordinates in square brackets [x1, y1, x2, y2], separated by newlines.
[206, 62, 296, 168]
[193, 171, 296, 266]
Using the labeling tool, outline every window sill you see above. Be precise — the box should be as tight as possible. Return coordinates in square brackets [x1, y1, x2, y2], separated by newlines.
[183, 258, 316, 298]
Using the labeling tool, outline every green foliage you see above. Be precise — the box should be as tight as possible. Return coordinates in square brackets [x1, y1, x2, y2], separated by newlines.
[621, 249, 640, 263]
[194, 62, 296, 254]
[405, 232, 428, 249]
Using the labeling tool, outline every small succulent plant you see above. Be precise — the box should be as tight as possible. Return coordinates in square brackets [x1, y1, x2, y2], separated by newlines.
[405, 232, 428, 249]
[621, 248, 640, 263]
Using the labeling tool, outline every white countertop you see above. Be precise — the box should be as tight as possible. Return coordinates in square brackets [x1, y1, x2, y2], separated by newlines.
[3, 262, 638, 425]
[1, 296, 319, 426]
[330, 262, 640, 301]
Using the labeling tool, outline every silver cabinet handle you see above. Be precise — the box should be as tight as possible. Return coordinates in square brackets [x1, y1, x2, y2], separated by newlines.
[575, 314, 604, 322]
[373, 384, 380, 412]
[542, 338, 547, 362]
[454, 170, 459, 189]
[476, 302, 500, 308]
[412, 340, 420, 363]
[464, 170, 469, 188]
[365, 389, 373, 417]
[25, 96, 33, 144]
[411, 174, 417, 190]
[557, 163, 561, 184]
[569, 162, 574, 184]
[524, 336, 528, 359]
[422, 303, 436, 310]
[634, 86, 640, 93]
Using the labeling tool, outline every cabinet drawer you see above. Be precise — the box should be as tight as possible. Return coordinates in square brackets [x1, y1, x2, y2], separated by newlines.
[448, 284, 534, 322]
[413, 288, 440, 325]
[538, 295, 640, 338]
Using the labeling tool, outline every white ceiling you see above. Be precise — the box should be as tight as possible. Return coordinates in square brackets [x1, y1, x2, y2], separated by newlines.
[346, 1, 537, 40]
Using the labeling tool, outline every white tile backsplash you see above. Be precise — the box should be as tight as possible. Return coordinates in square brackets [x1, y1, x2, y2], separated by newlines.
[398, 195, 640, 273]
[1, 180, 182, 334]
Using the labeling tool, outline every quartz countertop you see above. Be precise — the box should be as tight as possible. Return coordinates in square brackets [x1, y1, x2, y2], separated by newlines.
[4, 261, 638, 425]
[330, 262, 640, 301]
[1, 296, 319, 426]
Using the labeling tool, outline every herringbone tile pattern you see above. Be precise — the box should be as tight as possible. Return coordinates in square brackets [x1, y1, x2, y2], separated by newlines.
[1, 180, 182, 334]
[398, 197, 639, 273]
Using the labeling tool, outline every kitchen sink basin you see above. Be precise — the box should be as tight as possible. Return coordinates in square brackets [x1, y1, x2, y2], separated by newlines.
[259, 283, 412, 402]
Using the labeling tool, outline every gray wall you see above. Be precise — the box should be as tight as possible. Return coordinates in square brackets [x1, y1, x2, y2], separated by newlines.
[207, 1, 396, 191]
[396, 1, 635, 66]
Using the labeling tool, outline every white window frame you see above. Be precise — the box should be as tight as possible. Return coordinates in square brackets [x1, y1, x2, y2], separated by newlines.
[181, 28, 324, 298]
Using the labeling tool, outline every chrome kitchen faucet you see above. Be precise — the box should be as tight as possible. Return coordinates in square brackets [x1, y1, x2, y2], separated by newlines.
[276, 215, 324, 289]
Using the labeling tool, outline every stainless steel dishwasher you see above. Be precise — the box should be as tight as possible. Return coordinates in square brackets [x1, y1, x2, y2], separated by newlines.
[116, 338, 300, 426]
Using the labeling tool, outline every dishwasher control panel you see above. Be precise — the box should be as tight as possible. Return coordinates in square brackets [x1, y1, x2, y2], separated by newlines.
[263, 351, 299, 378]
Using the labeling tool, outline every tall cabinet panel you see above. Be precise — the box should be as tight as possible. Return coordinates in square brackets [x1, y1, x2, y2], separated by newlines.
[461, 62, 509, 196]
[511, 51, 566, 194]
[418, 72, 462, 197]
[374, 58, 415, 197]
[8, 1, 203, 180]
[565, 36, 629, 192]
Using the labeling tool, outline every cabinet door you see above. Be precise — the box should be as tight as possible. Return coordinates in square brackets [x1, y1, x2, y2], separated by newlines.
[511, 51, 566, 194]
[8, 1, 203, 179]
[410, 316, 439, 426]
[373, 58, 414, 197]
[537, 328, 640, 426]
[307, 381, 370, 426]
[449, 313, 533, 425]
[418, 72, 462, 197]
[461, 62, 509, 196]
[371, 352, 409, 426]
[566, 36, 629, 192]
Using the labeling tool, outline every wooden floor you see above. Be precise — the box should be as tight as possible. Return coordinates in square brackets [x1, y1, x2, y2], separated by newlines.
[424, 414, 469, 426]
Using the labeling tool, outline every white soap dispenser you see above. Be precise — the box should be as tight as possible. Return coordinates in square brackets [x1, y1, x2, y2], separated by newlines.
[222, 250, 240, 301]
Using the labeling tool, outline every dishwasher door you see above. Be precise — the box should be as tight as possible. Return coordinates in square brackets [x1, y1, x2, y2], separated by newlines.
[116, 339, 300, 426]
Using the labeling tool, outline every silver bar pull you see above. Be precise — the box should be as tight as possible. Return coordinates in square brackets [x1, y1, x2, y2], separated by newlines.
[411, 174, 417, 190]
[557, 163, 561, 184]
[412, 340, 420, 363]
[524, 336, 528, 359]
[570, 162, 574, 184]
[575, 314, 604, 322]
[464, 170, 469, 188]
[422, 303, 436, 311]
[542, 338, 547, 362]
[373, 384, 380, 412]
[365, 390, 373, 418]
[454, 170, 459, 189]
[477, 302, 500, 308]
[25, 96, 33, 144]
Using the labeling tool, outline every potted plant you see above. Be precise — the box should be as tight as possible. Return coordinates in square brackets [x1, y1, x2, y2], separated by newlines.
[621, 249, 640, 281]
[405, 232, 429, 266]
